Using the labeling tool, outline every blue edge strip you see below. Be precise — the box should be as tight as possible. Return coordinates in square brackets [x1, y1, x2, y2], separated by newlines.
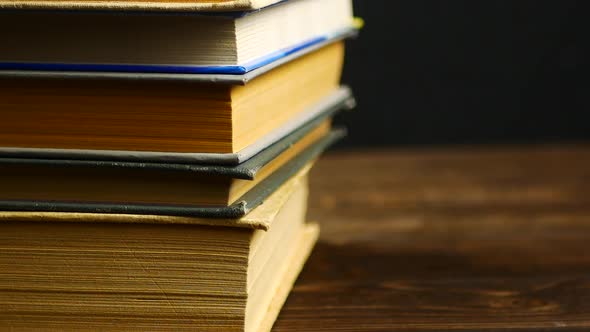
[0, 36, 326, 75]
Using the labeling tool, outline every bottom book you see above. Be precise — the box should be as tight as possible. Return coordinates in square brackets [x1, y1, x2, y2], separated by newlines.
[0, 166, 317, 331]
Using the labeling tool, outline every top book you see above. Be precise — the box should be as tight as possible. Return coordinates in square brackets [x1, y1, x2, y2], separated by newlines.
[0, 0, 354, 74]
[0, 0, 309, 12]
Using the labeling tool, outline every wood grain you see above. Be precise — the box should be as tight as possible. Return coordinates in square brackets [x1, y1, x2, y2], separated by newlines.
[273, 145, 590, 331]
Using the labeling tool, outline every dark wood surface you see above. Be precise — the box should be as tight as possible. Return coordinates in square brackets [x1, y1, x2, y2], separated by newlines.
[273, 145, 590, 332]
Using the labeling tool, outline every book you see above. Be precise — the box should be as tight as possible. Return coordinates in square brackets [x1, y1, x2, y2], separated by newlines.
[0, 29, 357, 85]
[0, 85, 353, 164]
[0, 162, 318, 332]
[0, 0, 293, 12]
[0, 42, 346, 159]
[0, 0, 354, 74]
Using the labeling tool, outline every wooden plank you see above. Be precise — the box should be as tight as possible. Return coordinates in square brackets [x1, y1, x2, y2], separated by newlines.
[274, 145, 590, 331]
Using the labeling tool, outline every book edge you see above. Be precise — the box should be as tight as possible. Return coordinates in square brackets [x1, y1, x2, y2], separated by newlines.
[0, 87, 352, 165]
[0, 162, 310, 230]
[254, 222, 319, 332]
[0, 0, 282, 12]
[0, 28, 357, 82]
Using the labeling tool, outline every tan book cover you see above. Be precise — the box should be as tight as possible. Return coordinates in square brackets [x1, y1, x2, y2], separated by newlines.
[0, 0, 285, 11]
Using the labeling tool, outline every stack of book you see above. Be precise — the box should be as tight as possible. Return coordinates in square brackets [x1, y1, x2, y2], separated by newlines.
[0, 0, 359, 330]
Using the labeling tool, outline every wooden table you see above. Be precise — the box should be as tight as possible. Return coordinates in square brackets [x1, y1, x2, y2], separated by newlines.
[273, 145, 590, 332]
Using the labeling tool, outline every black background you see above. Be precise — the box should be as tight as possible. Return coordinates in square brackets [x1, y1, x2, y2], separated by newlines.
[337, 0, 590, 148]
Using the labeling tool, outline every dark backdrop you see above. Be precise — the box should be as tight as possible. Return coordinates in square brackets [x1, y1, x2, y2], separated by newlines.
[337, 0, 590, 148]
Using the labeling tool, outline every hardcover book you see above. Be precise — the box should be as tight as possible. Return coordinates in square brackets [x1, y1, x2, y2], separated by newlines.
[0, 0, 355, 74]
[0, 163, 318, 332]
[0, 0, 292, 11]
